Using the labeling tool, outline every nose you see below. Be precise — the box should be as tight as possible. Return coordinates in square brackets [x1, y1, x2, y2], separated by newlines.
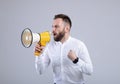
[52, 26, 56, 33]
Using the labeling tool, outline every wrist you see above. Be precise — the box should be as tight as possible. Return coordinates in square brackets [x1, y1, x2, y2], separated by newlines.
[73, 57, 79, 64]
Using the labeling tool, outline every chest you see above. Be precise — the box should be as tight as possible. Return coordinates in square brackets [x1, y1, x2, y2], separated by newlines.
[48, 43, 79, 67]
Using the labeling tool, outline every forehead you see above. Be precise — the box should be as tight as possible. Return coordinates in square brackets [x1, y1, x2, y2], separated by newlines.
[53, 18, 64, 25]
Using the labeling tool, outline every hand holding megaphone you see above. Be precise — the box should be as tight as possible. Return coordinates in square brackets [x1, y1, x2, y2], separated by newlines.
[21, 28, 51, 56]
[35, 43, 45, 55]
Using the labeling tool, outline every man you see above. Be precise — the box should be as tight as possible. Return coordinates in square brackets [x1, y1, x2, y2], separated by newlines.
[35, 14, 93, 84]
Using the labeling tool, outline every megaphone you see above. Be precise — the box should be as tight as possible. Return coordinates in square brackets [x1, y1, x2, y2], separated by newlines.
[21, 28, 51, 56]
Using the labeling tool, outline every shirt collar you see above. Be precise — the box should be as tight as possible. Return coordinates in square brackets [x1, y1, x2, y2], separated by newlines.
[54, 36, 72, 45]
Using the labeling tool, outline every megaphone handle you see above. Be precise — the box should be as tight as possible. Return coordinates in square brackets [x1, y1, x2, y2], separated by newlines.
[34, 51, 41, 56]
[34, 42, 46, 56]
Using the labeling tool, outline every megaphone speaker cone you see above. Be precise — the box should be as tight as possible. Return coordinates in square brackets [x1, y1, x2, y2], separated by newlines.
[21, 28, 33, 48]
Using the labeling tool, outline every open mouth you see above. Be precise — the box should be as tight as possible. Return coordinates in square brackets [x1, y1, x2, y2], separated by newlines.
[53, 32, 57, 37]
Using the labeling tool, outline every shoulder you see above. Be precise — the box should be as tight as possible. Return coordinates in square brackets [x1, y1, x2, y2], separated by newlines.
[70, 37, 87, 49]
[70, 37, 89, 53]
[70, 37, 85, 45]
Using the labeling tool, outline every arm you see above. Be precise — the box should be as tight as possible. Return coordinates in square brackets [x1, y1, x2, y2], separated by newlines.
[68, 42, 93, 75]
[77, 42, 93, 75]
[35, 44, 50, 75]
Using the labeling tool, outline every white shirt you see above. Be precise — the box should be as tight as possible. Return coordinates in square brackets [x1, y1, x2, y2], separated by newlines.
[35, 36, 93, 84]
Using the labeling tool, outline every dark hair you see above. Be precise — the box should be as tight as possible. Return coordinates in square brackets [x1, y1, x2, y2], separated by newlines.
[54, 14, 72, 28]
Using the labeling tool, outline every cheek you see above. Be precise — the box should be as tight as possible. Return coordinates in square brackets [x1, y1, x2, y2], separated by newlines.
[54, 29, 60, 33]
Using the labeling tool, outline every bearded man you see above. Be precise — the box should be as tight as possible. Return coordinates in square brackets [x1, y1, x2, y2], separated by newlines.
[35, 14, 93, 84]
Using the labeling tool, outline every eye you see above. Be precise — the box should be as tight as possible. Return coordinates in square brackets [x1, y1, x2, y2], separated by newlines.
[52, 25, 60, 29]
[55, 25, 59, 28]
[52, 25, 59, 29]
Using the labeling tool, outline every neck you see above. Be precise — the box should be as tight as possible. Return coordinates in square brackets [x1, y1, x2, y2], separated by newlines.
[60, 33, 70, 43]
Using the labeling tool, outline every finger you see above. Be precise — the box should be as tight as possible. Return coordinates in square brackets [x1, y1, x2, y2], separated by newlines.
[35, 47, 41, 52]
[39, 46, 45, 50]
[69, 50, 73, 54]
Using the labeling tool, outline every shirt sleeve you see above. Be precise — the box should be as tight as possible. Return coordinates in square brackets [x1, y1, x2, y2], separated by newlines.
[35, 46, 50, 75]
[76, 42, 93, 75]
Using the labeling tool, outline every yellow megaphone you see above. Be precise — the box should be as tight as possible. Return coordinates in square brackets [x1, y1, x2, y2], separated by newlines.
[21, 28, 51, 56]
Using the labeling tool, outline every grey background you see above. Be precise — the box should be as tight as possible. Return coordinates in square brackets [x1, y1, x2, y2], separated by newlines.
[0, 0, 120, 84]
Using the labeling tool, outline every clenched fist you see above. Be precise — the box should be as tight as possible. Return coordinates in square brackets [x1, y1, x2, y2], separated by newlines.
[68, 50, 77, 61]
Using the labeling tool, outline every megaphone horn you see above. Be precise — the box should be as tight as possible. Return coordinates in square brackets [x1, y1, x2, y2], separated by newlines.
[21, 28, 51, 56]
[21, 28, 33, 48]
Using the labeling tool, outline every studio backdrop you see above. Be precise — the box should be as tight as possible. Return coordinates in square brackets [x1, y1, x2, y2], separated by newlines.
[0, 0, 120, 84]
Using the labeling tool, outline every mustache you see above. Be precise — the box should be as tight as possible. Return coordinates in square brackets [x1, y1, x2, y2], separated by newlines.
[52, 32, 57, 36]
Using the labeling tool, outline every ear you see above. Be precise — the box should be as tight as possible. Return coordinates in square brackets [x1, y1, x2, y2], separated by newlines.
[65, 25, 70, 33]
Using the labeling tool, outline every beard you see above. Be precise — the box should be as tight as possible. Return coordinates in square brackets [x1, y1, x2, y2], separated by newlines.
[53, 29, 65, 42]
